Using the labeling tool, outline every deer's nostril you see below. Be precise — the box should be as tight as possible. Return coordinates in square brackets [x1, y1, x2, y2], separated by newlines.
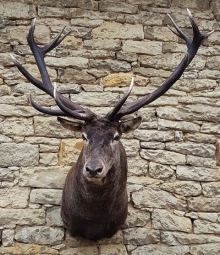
[86, 166, 92, 174]
[96, 168, 102, 175]
[85, 166, 103, 177]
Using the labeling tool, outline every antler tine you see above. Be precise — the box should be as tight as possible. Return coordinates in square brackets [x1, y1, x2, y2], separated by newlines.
[29, 93, 67, 116]
[113, 9, 213, 120]
[44, 26, 71, 54]
[106, 76, 134, 121]
[53, 83, 96, 121]
[167, 14, 189, 43]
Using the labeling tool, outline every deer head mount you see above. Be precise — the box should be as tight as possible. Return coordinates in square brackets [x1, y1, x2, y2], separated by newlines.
[11, 9, 213, 240]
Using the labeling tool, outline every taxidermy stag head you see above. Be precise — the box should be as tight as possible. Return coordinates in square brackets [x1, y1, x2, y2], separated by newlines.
[10, 9, 213, 240]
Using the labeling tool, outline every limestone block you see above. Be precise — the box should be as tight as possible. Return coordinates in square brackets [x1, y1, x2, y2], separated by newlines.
[39, 152, 58, 166]
[0, 117, 34, 136]
[134, 130, 175, 142]
[166, 141, 215, 158]
[2, 229, 14, 247]
[34, 116, 77, 138]
[99, 244, 128, 255]
[140, 149, 186, 165]
[179, 96, 219, 107]
[134, 66, 171, 78]
[157, 105, 220, 122]
[46, 206, 63, 227]
[194, 219, 220, 234]
[127, 156, 148, 176]
[82, 84, 103, 92]
[0, 168, 15, 181]
[161, 181, 202, 197]
[144, 27, 177, 42]
[131, 244, 189, 255]
[59, 138, 82, 166]
[202, 182, 220, 197]
[9, 25, 50, 45]
[123, 227, 160, 245]
[70, 92, 119, 107]
[60, 68, 96, 83]
[187, 155, 216, 168]
[0, 133, 11, 143]
[77, 0, 98, 10]
[0, 186, 30, 208]
[198, 69, 220, 79]
[158, 119, 200, 132]
[161, 231, 220, 245]
[0, 243, 58, 255]
[149, 162, 174, 180]
[60, 246, 98, 255]
[0, 104, 36, 117]
[20, 166, 70, 188]
[0, 143, 39, 167]
[89, 59, 131, 72]
[188, 197, 220, 212]
[30, 188, 62, 205]
[71, 18, 103, 27]
[99, 1, 138, 14]
[15, 226, 64, 245]
[184, 133, 216, 144]
[65, 230, 123, 247]
[152, 209, 192, 233]
[0, 95, 27, 106]
[176, 165, 220, 181]
[141, 141, 165, 150]
[39, 144, 59, 153]
[190, 243, 220, 255]
[0, 2, 36, 19]
[45, 56, 88, 68]
[138, 108, 157, 122]
[71, 26, 92, 39]
[25, 137, 60, 146]
[84, 39, 121, 50]
[123, 40, 162, 55]
[145, 96, 178, 107]
[0, 85, 10, 96]
[201, 122, 220, 134]
[132, 186, 187, 210]
[126, 12, 162, 26]
[124, 206, 151, 228]
[101, 73, 133, 87]
[0, 208, 45, 227]
[117, 51, 137, 63]
[38, 6, 65, 17]
[92, 22, 144, 40]
[121, 139, 140, 157]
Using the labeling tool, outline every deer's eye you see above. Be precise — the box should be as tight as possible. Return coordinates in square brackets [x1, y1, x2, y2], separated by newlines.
[113, 134, 120, 142]
[82, 133, 87, 141]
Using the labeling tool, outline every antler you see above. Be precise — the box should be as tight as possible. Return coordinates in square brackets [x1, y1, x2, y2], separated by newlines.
[107, 9, 214, 121]
[10, 19, 96, 121]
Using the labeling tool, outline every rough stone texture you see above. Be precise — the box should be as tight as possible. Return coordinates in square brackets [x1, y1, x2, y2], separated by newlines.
[152, 209, 192, 233]
[0, 143, 39, 167]
[0, 1, 219, 254]
[15, 226, 64, 245]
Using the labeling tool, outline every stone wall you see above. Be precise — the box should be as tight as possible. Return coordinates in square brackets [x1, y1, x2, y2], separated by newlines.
[0, 0, 220, 254]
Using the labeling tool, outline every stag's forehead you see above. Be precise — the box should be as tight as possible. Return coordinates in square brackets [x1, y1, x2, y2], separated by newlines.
[84, 118, 118, 138]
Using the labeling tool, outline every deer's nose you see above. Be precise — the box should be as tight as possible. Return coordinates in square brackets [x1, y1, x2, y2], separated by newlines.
[85, 166, 103, 177]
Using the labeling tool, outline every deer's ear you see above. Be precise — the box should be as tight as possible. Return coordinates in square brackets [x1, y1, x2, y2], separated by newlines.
[119, 117, 142, 134]
[57, 117, 84, 131]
